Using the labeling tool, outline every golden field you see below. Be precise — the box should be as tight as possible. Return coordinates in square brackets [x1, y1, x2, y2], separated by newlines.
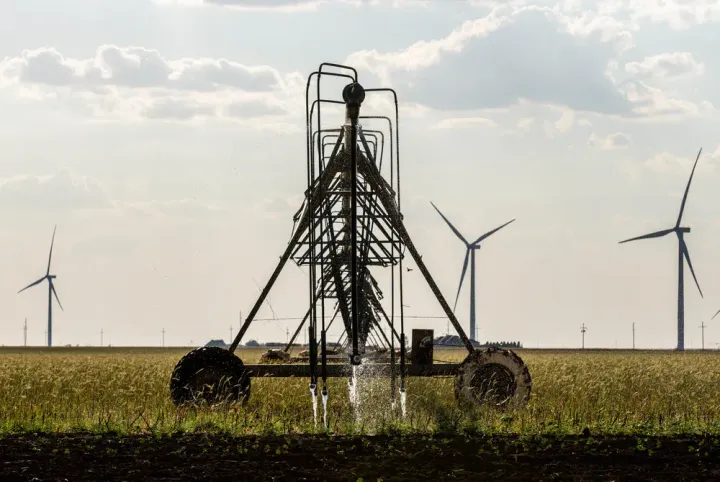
[0, 347, 719, 435]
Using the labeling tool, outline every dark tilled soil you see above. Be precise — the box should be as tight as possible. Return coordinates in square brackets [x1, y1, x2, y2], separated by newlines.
[2, 432, 720, 481]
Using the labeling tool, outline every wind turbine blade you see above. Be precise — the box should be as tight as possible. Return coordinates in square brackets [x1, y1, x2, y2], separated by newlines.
[619, 228, 674, 244]
[471, 219, 515, 246]
[712, 309, 720, 320]
[453, 249, 471, 312]
[430, 201, 469, 245]
[46, 225, 57, 276]
[680, 239, 702, 298]
[50, 281, 64, 311]
[676, 147, 702, 228]
[18, 277, 46, 294]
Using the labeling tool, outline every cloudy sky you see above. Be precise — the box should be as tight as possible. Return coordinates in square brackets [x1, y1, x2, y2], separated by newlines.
[1, 0, 720, 349]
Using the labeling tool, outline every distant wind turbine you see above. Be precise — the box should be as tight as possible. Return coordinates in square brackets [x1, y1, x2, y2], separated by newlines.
[619, 148, 704, 351]
[18, 225, 63, 347]
[430, 201, 515, 342]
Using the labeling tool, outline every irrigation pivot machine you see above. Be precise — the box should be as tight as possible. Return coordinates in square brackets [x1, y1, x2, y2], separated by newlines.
[169, 63, 532, 417]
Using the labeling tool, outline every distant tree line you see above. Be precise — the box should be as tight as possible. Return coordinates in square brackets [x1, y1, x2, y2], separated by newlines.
[482, 341, 522, 348]
[433, 335, 522, 348]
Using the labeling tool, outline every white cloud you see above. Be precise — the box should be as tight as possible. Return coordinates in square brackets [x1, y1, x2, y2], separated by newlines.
[121, 199, 227, 219]
[0, 46, 300, 124]
[620, 80, 714, 118]
[625, 52, 705, 80]
[554, 109, 575, 132]
[0, 46, 286, 91]
[0, 169, 111, 211]
[341, 5, 716, 121]
[644, 149, 715, 174]
[587, 131, 631, 149]
[347, 8, 636, 115]
[517, 117, 535, 129]
[253, 196, 303, 219]
[155, 0, 427, 10]
[622, 0, 720, 30]
[432, 116, 497, 129]
[0, 169, 228, 220]
[346, 11, 510, 83]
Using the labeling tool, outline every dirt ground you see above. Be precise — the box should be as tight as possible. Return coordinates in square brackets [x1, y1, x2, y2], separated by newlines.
[2, 432, 720, 481]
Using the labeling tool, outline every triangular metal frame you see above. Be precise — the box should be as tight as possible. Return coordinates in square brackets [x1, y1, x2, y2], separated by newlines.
[228, 65, 474, 395]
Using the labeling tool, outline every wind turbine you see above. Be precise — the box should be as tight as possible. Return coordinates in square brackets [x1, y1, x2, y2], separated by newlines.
[18, 225, 63, 347]
[619, 148, 704, 351]
[430, 201, 515, 343]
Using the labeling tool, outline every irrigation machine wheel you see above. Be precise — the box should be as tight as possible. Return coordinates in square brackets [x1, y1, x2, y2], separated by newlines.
[170, 346, 251, 407]
[455, 346, 531, 409]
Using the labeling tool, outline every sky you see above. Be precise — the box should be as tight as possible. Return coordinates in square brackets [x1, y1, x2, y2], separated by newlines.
[1, 0, 720, 349]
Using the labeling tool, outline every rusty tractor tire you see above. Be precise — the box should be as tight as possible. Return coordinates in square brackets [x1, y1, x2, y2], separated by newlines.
[455, 346, 531, 409]
[170, 346, 251, 406]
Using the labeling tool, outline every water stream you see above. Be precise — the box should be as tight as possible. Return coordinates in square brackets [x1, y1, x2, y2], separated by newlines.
[348, 366, 358, 409]
[310, 384, 318, 427]
[321, 387, 329, 428]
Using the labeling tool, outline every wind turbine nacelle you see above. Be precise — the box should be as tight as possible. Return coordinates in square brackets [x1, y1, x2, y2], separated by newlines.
[48, 275, 57, 279]
[678, 227, 691, 233]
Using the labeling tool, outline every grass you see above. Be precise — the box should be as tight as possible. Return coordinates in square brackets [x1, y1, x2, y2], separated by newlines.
[1, 346, 720, 436]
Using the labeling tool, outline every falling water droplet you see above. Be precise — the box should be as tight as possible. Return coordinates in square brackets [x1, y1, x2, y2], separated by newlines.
[348, 366, 358, 409]
[310, 384, 318, 427]
[354, 365, 361, 406]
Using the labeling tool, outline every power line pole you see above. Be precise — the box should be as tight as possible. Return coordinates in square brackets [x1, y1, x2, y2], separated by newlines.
[632, 322, 635, 350]
[230, 325, 233, 343]
[100, 329, 104, 347]
[581, 323, 587, 349]
[23, 318, 27, 347]
[700, 322, 706, 350]
[162, 328, 166, 348]
[44, 330, 47, 346]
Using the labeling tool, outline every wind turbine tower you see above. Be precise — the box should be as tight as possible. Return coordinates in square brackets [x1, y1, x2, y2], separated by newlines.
[18, 226, 63, 347]
[431, 202, 515, 343]
[619, 148, 704, 351]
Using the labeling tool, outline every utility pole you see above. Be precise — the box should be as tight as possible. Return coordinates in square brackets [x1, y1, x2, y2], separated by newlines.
[632, 322, 635, 350]
[286, 327, 290, 344]
[700, 322, 707, 350]
[23, 318, 27, 347]
[100, 329, 104, 347]
[581, 323, 587, 349]
[162, 328, 166, 348]
[44, 330, 47, 346]
[230, 325, 233, 343]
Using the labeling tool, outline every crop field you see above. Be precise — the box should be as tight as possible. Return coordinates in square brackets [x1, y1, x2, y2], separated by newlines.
[2, 347, 720, 479]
